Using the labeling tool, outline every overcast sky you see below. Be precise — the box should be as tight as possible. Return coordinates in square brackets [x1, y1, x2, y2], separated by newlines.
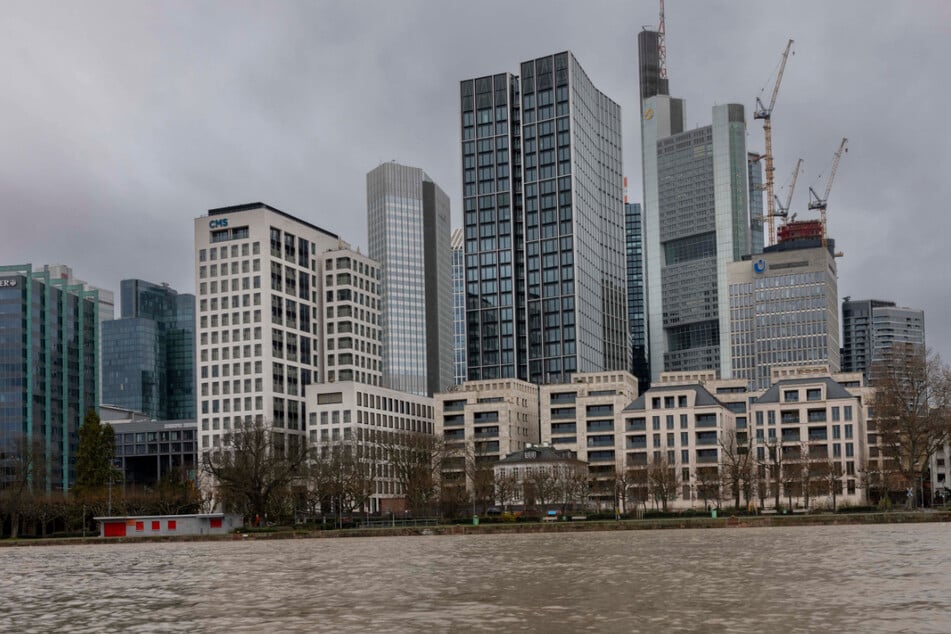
[2, 1, 949, 358]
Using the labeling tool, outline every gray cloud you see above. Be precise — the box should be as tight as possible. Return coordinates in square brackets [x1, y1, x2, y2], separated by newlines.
[2, 0, 948, 357]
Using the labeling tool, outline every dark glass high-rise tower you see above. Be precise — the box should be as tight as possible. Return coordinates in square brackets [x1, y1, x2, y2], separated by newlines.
[461, 51, 628, 385]
[101, 280, 195, 419]
[625, 202, 649, 391]
[0, 264, 101, 492]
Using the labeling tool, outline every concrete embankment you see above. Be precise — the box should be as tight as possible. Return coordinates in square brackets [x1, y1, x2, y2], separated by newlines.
[3, 511, 949, 546]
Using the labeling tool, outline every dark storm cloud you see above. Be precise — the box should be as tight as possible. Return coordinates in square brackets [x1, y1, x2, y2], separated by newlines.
[2, 1, 949, 356]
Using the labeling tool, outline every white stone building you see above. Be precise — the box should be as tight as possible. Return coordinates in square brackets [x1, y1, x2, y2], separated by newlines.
[434, 379, 539, 495]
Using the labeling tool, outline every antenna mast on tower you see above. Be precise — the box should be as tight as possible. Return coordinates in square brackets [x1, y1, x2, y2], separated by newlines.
[658, 0, 668, 79]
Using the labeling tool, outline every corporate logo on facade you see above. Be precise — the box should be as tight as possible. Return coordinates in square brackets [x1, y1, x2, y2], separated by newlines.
[209, 218, 229, 229]
[0, 278, 17, 288]
[753, 258, 767, 274]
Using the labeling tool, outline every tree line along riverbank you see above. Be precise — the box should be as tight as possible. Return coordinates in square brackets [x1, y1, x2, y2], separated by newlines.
[2, 510, 949, 547]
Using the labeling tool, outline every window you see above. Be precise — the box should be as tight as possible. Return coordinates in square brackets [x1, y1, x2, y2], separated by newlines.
[784, 390, 799, 403]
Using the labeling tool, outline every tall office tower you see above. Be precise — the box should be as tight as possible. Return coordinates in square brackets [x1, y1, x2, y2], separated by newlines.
[194, 203, 341, 456]
[101, 280, 195, 420]
[451, 229, 468, 385]
[461, 51, 628, 385]
[638, 30, 752, 381]
[625, 203, 649, 391]
[42, 264, 115, 401]
[367, 162, 452, 396]
[841, 298, 925, 382]
[727, 222, 840, 389]
[0, 264, 102, 492]
[318, 247, 382, 385]
[747, 154, 765, 256]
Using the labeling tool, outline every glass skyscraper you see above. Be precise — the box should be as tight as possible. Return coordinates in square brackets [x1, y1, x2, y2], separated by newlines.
[841, 299, 925, 383]
[451, 228, 467, 385]
[625, 203, 649, 391]
[638, 31, 754, 380]
[367, 162, 453, 396]
[461, 51, 628, 385]
[101, 280, 195, 420]
[0, 264, 101, 492]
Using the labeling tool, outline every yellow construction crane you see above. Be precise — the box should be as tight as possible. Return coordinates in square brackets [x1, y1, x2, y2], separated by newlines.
[774, 158, 803, 222]
[808, 137, 849, 247]
[754, 39, 794, 246]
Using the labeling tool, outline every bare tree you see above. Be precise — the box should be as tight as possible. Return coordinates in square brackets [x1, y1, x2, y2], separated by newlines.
[760, 436, 785, 510]
[719, 428, 754, 510]
[647, 456, 680, 512]
[696, 466, 722, 511]
[467, 445, 496, 515]
[202, 419, 310, 522]
[626, 463, 650, 511]
[0, 435, 47, 539]
[872, 344, 951, 509]
[524, 468, 559, 513]
[493, 470, 520, 512]
[815, 459, 843, 510]
[383, 431, 445, 517]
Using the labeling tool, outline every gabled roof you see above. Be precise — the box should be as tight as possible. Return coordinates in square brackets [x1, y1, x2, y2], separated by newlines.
[623, 384, 723, 412]
[496, 445, 585, 466]
[756, 377, 855, 404]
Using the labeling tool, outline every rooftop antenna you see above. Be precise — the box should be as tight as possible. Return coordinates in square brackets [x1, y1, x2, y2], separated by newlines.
[658, 0, 668, 80]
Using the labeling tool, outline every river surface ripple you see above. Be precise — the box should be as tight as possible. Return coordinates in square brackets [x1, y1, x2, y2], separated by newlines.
[1, 523, 948, 632]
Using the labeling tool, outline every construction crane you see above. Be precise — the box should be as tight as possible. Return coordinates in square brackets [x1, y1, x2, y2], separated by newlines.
[754, 39, 794, 247]
[774, 158, 803, 221]
[808, 137, 849, 246]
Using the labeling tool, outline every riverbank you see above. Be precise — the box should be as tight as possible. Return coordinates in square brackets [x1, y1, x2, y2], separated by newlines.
[2, 510, 948, 547]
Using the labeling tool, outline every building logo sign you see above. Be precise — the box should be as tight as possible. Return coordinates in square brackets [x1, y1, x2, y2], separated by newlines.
[0, 278, 17, 288]
[753, 258, 767, 274]
[209, 218, 229, 229]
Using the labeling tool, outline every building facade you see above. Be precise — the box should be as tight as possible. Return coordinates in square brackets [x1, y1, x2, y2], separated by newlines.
[367, 162, 452, 396]
[539, 371, 639, 508]
[319, 248, 382, 386]
[728, 237, 840, 389]
[194, 203, 341, 458]
[435, 379, 539, 495]
[305, 381, 435, 514]
[101, 279, 195, 420]
[451, 228, 467, 385]
[493, 444, 588, 512]
[841, 298, 925, 383]
[0, 264, 102, 492]
[638, 31, 755, 380]
[750, 373, 868, 509]
[461, 51, 628, 385]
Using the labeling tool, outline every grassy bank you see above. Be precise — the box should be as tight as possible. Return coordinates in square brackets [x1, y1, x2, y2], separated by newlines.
[3, 510, 949, 547]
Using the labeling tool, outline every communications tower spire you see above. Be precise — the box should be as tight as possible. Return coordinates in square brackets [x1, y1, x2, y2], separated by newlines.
[658, 0, 668, 80]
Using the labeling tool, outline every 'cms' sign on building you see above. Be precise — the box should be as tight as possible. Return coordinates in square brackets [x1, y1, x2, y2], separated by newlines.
[209, 218, 229, 229]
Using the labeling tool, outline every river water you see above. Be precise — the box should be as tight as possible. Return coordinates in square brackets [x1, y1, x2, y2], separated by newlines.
[1, 523, 948, 632]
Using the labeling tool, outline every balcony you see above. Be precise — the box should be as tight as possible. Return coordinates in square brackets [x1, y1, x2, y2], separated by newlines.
[551, 407, 576, 420]
[626, 436, 647, 449]
[586, 420, 614, 433]
[808, 427, 828, 441]
[696, 449, 718, 464]
[695, 414, 718, 428]
[695, 431, 718, 446]
[442, 414, 464, 428]
[443, 399, 466, 412]
[626, 418, 646, 432]
[587, 435, 615, 448]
